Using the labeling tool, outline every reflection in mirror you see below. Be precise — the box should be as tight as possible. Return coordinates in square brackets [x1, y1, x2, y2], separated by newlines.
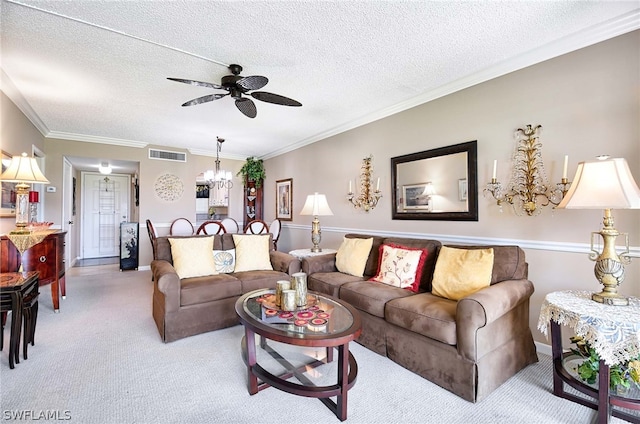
[391, 141, 478, 221]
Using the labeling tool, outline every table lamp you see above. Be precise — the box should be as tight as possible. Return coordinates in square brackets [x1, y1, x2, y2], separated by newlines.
[0, 152, 50, 234]
[300, 192, 333, 252]
[556, 156, 640, 305]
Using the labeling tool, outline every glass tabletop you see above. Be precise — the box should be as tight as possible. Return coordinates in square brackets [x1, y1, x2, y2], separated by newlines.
[242, 289, 355, 337]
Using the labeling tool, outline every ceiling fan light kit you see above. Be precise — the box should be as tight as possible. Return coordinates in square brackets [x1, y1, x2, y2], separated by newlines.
[168, 64, 301, 118]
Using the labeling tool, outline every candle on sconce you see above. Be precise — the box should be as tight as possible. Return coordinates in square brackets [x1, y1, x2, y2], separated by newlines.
[349, 180, 352, 193]
[376, 177, 380, 191]
[492, 160, 497, 180]
[562, 155, 568, 179]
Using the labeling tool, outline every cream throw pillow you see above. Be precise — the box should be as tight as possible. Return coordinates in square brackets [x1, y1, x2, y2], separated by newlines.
[168, 237, 217, 279]
[335, 237, 374, 277]
[431, 246, 494, 301]
[232, 234, 273, 272]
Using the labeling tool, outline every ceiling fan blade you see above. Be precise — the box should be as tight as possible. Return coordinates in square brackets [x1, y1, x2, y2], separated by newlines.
[237, 75, 268, 91]
[182, 93, 228, 106]
[251, 91, 302, 107]
[167, 77, 224, 90]
[235, 98, 257, 118]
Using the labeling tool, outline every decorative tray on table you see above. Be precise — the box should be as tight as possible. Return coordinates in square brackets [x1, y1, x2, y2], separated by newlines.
[256, 293, 330, 330]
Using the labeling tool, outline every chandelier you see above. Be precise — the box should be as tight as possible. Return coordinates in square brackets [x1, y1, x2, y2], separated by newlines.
[204, 137, 233, 190]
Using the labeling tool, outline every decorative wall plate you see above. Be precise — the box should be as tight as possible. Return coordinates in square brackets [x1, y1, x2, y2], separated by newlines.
[154, 173, 184, 202]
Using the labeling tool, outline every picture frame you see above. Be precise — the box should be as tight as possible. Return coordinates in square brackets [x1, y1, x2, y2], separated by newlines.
[1, 150, 16, 218]
[458, 178, 468, 201]
[401, 183, 431, 210]
[275, 178, 293, 221]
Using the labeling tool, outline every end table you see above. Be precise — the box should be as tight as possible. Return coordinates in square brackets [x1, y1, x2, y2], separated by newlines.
[289, 248, 337, 260]
[538, 290, 640, 423]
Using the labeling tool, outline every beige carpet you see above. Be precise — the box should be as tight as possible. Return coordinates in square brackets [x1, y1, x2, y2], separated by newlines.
[0, 264, 636, 423]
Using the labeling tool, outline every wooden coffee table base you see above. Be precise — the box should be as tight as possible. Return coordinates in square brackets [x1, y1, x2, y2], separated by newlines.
[241, 327, 358, 421]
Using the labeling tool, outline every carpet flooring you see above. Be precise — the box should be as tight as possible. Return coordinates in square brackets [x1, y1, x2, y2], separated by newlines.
[1, 264, 637, 423]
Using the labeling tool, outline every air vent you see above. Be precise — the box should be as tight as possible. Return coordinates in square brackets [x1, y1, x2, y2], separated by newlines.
[148, 149, 186, 162]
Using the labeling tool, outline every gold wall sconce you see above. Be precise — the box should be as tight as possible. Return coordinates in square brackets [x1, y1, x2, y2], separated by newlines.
[483, 124, 571, 216]
[347, 155, 382, 212]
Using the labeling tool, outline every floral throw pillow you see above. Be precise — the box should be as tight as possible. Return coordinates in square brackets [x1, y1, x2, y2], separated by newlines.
[369, 243, 428, 293]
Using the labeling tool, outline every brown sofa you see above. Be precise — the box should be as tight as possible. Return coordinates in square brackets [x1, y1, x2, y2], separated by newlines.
[302, 234, 538, 402]
[151, 233, 301, 342]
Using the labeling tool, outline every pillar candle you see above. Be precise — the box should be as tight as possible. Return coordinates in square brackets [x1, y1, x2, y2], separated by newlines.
[492, 160, 497, 180]
[376, 177, 380, 191]
[562, 155, 568, 179]
[349, 180, 352, 193]
[29, 191, 39, 203]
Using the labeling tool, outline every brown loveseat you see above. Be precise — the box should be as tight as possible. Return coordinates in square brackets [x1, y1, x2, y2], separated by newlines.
[151, 233, 301, 342]
[302, 234, 538, 402]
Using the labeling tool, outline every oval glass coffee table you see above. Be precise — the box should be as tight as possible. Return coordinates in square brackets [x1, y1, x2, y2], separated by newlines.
[235, 289, 362, 421]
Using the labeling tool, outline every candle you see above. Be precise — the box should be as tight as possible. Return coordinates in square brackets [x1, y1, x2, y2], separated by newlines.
[28, 191, 39, 203]
[349, 180, 352, 193]
[376, 177, 380, 191]
[562, 155, 568, 179]
[492, 160, 497, 180]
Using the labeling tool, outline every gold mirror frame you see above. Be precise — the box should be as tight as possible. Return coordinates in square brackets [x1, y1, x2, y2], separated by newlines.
[391, 141, 478, 221]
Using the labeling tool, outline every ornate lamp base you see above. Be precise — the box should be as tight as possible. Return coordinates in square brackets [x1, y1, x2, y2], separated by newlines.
[592, 291, 628, 306]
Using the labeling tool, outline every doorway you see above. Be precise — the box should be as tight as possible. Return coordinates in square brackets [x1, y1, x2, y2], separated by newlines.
[81, 172, 130, 258]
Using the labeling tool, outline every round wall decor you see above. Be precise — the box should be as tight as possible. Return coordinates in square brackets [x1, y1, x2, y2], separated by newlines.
[154, 173, 184, 202]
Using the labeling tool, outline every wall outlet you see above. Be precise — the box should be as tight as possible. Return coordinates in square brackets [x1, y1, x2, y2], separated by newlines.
[46, 186, 56, 192]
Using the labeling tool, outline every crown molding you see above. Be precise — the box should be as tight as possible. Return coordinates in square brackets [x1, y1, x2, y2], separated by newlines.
[46, 131, 148, 148]
[262, 10, 640, 160]
[188, 148, 247, 161]
[1, 69, 50, 136]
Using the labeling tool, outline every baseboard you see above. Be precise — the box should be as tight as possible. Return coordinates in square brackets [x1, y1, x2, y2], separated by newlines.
[535, 340, 552, 357]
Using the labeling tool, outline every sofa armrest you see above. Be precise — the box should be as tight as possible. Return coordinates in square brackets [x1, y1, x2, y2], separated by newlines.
[456, 279, 534, 361]
[270, 251, 301, 275]
[301, 253, 338, 275]
[151, 259, 181, 313]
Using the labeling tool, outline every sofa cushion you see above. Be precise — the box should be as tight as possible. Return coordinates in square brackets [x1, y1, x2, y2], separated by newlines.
[386, 293, 458, 345]
[345, 234, 385, 276]
[383, 238, 441, 292]
[340, 280, 413, 318]
[336, 236, 374, 277]
[431, 246, 494, 301]
[168, 236, 217, 279]
[213, 249, 235, 273]
[180, 273, 241, 306]
[369, 243, 428, 293]
[233, 270, 291, 293]
[308, 272, 364, 298]
[232, 234, 273, 272]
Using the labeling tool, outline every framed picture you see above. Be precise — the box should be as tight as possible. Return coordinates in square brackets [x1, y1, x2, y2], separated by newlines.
[458, 178, 468, 201]
[1, 150, 16, 218]
[402, 183, 431, 210]
[275, 178, 293, 221]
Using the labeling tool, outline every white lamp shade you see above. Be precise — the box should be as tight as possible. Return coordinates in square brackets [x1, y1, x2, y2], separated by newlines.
[557, 157, 640, 209]
[300, 192, 333, 216]
[0, 153, 50, 184]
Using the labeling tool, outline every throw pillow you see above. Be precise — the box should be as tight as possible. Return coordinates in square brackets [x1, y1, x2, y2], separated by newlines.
[232, 234, 273, 272]
[212, 249, 236, 273]
[369, 243, 428, 293]
[168, 236, 217, 279]
[335, 237, 374, 277]
[431, 246, 494, 301]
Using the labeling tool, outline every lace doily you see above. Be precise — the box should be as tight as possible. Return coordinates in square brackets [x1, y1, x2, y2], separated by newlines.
[538, 290, 640, 365]
[6, 229, 56, 254]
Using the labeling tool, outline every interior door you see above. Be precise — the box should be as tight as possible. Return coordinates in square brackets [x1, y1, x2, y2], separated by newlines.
[82, 173, 130, 258]
[62, 158, 73, 268]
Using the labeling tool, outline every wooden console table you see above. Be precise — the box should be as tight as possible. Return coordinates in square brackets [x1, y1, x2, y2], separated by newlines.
[538, 290, 640, 423]
[1, 231, 66, 312]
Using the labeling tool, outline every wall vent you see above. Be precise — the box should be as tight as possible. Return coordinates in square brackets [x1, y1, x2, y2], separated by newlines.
[148, 149, 186, 162]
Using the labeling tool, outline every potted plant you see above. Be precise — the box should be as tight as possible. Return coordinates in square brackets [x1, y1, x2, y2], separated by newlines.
[237, 156, 266, 188]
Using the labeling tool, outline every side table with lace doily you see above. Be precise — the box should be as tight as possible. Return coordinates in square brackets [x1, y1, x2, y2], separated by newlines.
[538, 290, 640, 423]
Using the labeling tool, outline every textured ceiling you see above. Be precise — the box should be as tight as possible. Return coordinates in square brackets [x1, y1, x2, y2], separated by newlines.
[1, 0, 639, 163]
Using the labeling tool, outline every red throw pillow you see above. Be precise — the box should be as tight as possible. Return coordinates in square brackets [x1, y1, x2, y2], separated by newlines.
[369, 243, 428, 293]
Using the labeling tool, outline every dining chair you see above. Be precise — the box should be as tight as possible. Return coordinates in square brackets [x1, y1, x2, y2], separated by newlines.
[220, 217, 240, 234]
[196, 221, 227, 235]
[244, 219, 269, 235]
[169, 218, 194, 236]
[269, 219, 281, 250]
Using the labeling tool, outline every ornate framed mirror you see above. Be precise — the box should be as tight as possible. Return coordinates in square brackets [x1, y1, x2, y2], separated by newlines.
[391, 140, 478, 221]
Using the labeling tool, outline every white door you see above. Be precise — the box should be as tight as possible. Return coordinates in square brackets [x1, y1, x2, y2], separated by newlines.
[82, 173, 130, 258]
[62, 158, 74, 268]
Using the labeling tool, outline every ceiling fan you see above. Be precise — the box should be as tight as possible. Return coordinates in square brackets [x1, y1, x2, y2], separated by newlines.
[168, 64, 302, 118]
